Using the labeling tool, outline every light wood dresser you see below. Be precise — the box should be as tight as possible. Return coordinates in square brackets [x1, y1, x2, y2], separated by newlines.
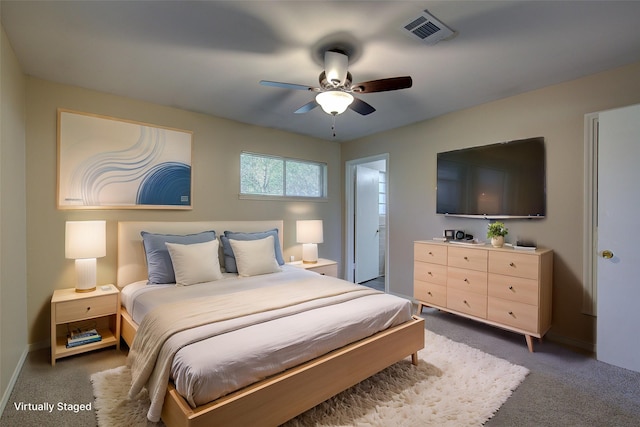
[414, 241, 553, 352]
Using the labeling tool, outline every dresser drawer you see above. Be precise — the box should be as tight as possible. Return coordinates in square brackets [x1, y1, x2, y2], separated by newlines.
[414, 280, 447, 307]
[448, 247, 487, 272]
[488, 297, 538, 332]
[55, 294, 118, 324]
[489, 251, 539, 279]
[414, 243, 447, 265]
[447, 267, 487, 295]
[488, 273, 539, 305]
[447, 288, 487, 319]
[414, 262, 447, 285]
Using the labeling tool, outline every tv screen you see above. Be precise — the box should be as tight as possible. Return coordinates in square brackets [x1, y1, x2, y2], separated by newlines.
[436, 137, 546, 219]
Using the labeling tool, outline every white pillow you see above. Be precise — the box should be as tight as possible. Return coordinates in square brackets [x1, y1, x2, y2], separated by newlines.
[165, 239, 224, 286]
[228, 235, 282, 277]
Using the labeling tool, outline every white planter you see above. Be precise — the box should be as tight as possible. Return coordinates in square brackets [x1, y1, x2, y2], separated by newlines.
[491, 236, 505, 248]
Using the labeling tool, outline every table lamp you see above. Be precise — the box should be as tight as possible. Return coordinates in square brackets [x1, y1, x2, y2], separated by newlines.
[65, 220, 106, 292]
[296, 220, 323, 263]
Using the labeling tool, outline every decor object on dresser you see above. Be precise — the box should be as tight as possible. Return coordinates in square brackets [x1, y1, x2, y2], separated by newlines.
[296, 219, 324, 263]
[50, 284, 120, 366]
[65, 220, 106, 292]
[487, 221, 508, 248]
[414, 241, 553, 352]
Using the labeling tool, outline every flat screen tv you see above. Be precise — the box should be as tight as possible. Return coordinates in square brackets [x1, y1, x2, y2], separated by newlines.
[436, 137, 546, 219]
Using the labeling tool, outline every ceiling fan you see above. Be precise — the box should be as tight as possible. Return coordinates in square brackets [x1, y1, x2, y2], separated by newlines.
[260, 50, 412, 116]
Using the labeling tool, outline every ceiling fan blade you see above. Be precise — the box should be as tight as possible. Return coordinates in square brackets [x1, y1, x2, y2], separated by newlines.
[351, 76, 413, 93]
[349, 97, 376, 115]
[294, 100, 319, 114]
[260, 80, 316, 91]
[324, 50, 349, 86]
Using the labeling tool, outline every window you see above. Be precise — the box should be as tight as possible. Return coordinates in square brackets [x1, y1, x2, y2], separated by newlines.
[240, 152, 327, 199]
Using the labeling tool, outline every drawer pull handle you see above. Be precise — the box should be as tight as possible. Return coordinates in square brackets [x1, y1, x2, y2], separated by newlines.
[509, 262, 516, 267]
[428, 251, 433, 255]
[427, 291, 433, 296]
[86, 307, 91, 311]
[463, 300, 469, 306]
[509, 286, 515, 291]
[464, 278, 469, 283]
[509, 311, 515, 317]
[464, 256, 469, 261]
[428, 271, 433, 276]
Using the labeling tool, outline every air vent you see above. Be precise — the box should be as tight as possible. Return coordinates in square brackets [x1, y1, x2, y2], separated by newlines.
[402, 10, 455, 45]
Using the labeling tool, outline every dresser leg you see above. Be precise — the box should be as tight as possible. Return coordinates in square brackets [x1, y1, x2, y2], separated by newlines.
[416, 303, 424, 315]
[525, 335, 534, 352]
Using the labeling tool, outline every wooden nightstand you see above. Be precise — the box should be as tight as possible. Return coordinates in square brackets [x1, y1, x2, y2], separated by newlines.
[288, 258, 338, 277]
[50, 284, 121, 366]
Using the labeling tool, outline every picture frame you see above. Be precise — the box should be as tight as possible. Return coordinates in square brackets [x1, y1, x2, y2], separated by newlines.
[57, 109, 193, 210]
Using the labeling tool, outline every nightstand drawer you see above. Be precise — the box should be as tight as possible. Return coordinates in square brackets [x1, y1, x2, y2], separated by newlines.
[309, 264, 338, 277]
[55, 294, 118, 323]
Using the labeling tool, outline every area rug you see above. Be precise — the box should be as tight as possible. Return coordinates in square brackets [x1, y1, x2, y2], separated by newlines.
[91, 329, 528, 426]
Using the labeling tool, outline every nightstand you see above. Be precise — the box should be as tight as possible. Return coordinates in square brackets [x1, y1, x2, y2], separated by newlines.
[288, 258, 338, 277]
[50, 284, 121, 366]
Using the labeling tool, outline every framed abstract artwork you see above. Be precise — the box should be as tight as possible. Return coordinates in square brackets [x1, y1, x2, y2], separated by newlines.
[57, 109, 193, 210]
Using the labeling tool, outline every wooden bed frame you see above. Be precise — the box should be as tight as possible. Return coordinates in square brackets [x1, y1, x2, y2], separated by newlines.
[117, 221, 425, 427]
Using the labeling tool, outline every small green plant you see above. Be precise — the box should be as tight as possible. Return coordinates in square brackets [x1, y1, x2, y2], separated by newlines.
[487, 221, 508, 238]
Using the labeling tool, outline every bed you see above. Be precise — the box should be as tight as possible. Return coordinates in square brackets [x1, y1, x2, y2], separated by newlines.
[117, 220, 425, 427]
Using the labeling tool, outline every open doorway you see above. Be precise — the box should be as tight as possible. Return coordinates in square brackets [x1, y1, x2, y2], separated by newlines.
[345, 154, 388, 292]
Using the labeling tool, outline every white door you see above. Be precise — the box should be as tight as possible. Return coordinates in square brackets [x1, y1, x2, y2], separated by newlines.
[596, 103, 640, 372]
[355, 165, 380, 283]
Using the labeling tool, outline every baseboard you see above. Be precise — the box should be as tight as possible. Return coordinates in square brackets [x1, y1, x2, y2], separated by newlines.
[0, 345, 29, 418]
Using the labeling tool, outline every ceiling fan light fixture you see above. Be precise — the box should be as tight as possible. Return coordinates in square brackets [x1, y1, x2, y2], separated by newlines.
[316, 91, 354, 115]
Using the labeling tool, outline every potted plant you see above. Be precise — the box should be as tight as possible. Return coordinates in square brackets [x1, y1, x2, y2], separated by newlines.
[487, 221, 508, 247]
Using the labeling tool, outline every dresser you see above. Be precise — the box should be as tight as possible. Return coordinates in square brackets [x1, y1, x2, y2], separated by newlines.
[414, 241, 553, 352]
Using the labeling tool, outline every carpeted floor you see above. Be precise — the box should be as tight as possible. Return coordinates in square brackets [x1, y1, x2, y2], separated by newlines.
[3, 306, 640, 426]
[90, 329, 528, 427]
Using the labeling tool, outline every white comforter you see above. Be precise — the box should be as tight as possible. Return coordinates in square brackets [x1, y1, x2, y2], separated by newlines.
[122, 267, 413, 422]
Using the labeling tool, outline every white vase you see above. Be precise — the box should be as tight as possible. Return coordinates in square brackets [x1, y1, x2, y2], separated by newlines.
[491, 236, 504, 248]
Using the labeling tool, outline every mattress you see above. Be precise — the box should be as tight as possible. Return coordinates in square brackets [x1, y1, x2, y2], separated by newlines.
[122, 266, 413, 409]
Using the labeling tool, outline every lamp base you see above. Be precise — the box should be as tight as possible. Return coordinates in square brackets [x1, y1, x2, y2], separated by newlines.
[302, 243, 319, 264]
[75, 258, 97, 293]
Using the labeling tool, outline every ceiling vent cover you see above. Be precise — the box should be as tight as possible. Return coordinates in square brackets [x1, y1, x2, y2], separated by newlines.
[402, 10, 455, 45]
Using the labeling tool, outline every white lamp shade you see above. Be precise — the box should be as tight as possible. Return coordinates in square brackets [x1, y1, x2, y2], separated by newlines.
[65, 221, 106, 259]
[315, 91, 354, 115]
[296, 220, 324, 244]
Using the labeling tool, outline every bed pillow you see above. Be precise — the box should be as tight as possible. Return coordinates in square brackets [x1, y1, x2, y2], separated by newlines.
[228, 235, 281, 277]
[221, 228, 284, 273]
[141, 230, 216, 284]
[165, 240, 224, 286]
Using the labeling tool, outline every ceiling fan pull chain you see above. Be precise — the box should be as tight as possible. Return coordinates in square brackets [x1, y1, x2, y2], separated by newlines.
[331, 114, 337, 138]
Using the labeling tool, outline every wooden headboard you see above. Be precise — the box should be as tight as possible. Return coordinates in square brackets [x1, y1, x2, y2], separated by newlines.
[117, 220, 284, 287]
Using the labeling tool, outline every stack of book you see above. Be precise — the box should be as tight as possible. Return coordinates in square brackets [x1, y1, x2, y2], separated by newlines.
[66, 328, 102, 348]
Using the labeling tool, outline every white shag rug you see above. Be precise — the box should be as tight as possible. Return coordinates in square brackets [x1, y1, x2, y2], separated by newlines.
[91, 329, 528, 426]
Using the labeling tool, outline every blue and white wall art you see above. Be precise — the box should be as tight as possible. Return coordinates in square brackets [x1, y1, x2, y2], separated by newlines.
[57, 110, 193, 209]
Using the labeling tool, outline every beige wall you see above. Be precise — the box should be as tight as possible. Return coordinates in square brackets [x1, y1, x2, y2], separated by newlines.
[342, 61, 640, 349]
[25, 78, 341, 345]
[0, 26, 28, 403]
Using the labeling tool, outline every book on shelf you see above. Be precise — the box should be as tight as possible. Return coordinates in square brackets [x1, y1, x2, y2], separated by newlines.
[66, 328, 102, 348]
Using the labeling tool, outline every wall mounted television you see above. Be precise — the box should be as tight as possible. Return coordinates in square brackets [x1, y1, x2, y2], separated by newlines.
[436, 137, 546, 219]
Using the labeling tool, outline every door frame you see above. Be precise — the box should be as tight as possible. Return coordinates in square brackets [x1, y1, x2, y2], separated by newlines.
[582, 112, 599, 317]
[345, 154, 389, 289]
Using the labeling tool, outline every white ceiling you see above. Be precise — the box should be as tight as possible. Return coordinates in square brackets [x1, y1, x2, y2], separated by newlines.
[3, 1, 640, 142]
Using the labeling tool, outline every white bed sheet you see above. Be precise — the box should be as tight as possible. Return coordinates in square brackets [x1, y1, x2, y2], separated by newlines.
[122, 266, 413, 408]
